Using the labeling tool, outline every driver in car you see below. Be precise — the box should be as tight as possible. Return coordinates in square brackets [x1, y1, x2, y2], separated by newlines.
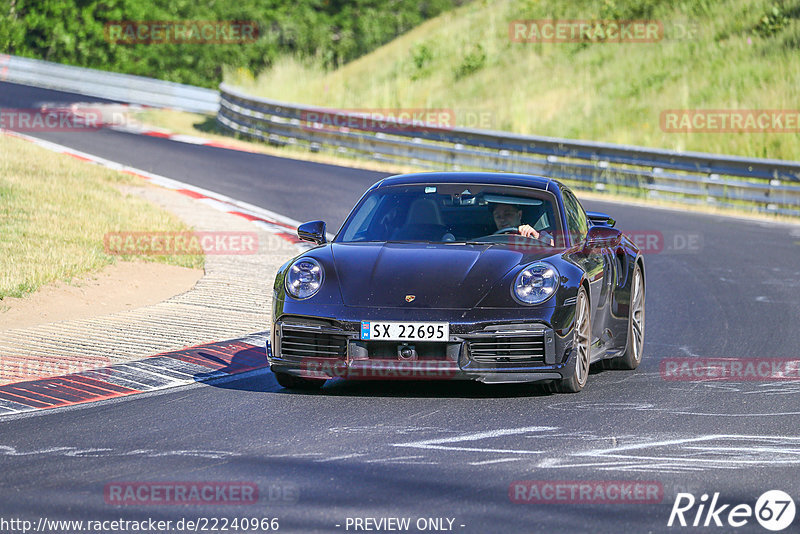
[491, 203, 554, 245]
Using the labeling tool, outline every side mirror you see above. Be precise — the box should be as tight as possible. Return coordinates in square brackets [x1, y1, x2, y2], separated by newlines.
[584, 226, 621, 251]
[297, 220, 327, 245]
[585, 211, 616, 228]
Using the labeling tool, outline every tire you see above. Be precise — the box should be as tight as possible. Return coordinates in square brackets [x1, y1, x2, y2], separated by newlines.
[605, 263, 645, 371]
[556, 286, 591, 393]
[273, 371, 326, 390]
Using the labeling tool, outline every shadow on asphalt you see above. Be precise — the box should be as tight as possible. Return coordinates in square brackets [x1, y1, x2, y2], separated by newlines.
[201, 347, 610, 399]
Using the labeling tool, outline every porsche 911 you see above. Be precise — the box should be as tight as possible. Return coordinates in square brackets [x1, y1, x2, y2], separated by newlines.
[268, 172, 645, 393]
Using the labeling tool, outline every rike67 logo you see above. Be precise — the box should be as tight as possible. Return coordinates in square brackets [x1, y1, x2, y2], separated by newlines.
[668, 490, 796, 531]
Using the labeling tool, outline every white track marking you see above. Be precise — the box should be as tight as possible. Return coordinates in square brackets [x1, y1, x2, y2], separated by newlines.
[314, 453, 366, 462]
[363, 455, 426, 463]
[539, 435, 800, 472]
[469, 458, 522, 466]
[392, 426, 556, 454]
[263, 452, 322, 458]
[0, 446, 239, 459]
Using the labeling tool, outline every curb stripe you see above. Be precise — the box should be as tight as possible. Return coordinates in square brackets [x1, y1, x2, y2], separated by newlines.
[0, 387, 66, 407]
[5, 381, 107, 404]
[54, 378, 124, 397]
[0, 398, 36, 414]
[0, 390, 55, 408]
[176, 189, 206, 199]
[78, 370, 148, 391]
[62, 375, 139, 394]
[0, 334, 270, 416]
[110, 125, 259, 154]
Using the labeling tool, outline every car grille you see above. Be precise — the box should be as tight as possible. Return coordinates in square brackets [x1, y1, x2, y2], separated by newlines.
[363, 341, 448, 360]
[279, 327, 348, 359]
[467, 335, 546, 364]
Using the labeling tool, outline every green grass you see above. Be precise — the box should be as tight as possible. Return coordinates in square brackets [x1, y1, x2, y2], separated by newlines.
[0, 134, 203, 299]
[226, 0, 800, 161]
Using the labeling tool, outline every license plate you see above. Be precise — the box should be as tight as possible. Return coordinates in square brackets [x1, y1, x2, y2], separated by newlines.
[361, 321, 449, 342]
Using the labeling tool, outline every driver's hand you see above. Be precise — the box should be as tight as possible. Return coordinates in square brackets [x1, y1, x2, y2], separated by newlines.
[518, 224, 539, 239]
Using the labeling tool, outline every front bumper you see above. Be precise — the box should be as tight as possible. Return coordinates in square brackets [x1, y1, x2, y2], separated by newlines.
[268, 315, 575, 384]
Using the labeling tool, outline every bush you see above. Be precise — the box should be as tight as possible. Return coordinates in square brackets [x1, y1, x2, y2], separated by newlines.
[755, 3, 791, 37]
[0, 0, 465, 88]
[453, 43, 486, 79]
[409, 42, 435, 80]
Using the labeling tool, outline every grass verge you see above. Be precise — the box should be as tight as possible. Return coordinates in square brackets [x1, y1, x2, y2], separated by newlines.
[227, 0, 800, 162]
[0, 134, 203, 299]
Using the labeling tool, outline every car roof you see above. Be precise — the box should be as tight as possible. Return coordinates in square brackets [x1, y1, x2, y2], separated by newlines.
[374, 172, 560, 192]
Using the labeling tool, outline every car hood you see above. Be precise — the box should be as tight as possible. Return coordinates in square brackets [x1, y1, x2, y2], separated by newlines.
[330, 242, 547, 309]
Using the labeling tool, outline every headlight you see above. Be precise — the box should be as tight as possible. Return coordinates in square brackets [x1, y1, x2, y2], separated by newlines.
[512, 262, 559, 305]
[285, 257, 323, 299]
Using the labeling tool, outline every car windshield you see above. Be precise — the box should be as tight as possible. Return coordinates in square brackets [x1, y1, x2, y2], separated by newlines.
[336, 183, 562, 247]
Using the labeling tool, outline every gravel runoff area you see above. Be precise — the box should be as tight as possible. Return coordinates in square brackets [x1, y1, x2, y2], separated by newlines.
[0, 183, 301, 385]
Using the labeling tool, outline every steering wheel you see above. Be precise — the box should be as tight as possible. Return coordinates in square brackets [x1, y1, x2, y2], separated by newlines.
[494, 226, 521, 235]
[484, 226, 552, 246]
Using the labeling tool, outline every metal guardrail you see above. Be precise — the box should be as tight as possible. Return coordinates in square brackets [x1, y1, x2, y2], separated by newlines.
[218, 83, 800, 217]
[3, 54, 796, 216]
[0, 54, 218, 114]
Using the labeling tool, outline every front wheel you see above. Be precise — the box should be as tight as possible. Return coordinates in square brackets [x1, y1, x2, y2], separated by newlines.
[273, 371, 326, 390]
[556, 287, 591, 393]
[605, 263, 645, 370]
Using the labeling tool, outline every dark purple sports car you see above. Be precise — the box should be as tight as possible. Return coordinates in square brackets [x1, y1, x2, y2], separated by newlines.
[268, 172, 645, 392]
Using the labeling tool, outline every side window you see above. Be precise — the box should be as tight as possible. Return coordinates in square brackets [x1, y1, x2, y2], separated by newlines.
[562, 189, 589, 245]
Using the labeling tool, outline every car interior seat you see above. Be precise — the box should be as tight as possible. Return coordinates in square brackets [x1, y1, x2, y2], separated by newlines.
[390, 198, 448, 241]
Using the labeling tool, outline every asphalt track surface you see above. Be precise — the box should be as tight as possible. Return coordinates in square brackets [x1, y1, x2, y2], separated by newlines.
[2, 81, 800, 533]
